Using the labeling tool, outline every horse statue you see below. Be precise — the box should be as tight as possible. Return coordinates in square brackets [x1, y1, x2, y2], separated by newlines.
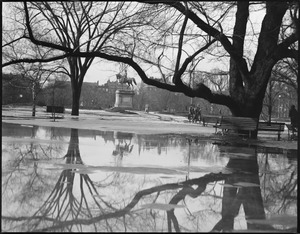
[116, 73, 137, 89]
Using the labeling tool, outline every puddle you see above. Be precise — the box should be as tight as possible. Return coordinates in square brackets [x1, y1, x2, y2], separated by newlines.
[1, 122, 297, 232]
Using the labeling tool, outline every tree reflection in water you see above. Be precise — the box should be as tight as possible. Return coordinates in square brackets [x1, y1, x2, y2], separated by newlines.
[28, 128, 116, 232]
[2, 126, 297, 232]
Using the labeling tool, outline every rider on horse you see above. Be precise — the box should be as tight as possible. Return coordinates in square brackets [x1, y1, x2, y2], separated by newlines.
[116, 73, 137, 89]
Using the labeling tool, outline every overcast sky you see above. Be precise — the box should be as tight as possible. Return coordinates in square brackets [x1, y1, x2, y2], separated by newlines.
[2, 2, 265, 86]
[84, 56, 228, 85]
[83, 5, 265, 85]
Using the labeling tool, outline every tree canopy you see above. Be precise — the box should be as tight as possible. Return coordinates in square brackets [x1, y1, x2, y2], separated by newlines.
[2, 1, 298, 121]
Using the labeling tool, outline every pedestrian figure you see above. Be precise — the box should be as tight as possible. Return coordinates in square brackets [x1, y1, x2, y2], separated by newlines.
[193, 105, 201, 123]
[289, 105, 298, 137]
[188, 105, 195, 122]
[145, 104, 149, 113]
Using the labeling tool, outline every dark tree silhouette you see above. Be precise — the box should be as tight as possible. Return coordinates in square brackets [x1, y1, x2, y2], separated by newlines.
[2, 2, 298, 137]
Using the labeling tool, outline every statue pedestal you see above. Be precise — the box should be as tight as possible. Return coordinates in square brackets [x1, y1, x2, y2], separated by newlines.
[114, 89, 135, 110]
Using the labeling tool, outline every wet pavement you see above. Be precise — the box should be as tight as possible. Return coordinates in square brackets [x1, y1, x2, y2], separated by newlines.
[2, 122, 297, 232]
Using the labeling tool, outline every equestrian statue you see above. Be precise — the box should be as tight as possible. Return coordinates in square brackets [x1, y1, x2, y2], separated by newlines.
[116, 73, 137, 89]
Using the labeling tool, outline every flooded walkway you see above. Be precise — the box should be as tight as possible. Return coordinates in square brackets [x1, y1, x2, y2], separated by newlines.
[2, 122, 297, 232]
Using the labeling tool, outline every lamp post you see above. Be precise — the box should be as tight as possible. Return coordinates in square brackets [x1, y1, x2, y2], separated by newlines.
[278, 95, 281, 118]
[19, 94, 23, 104]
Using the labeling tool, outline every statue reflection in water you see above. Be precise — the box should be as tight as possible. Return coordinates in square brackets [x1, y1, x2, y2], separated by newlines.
[112, 132, 134, 163]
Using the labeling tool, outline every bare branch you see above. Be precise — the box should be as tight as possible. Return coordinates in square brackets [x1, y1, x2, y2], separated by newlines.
[2, 35, 26, 48]
[2, 53, 69, 67]
[173, 3, 189, 84]
[23, 2, 72, 53]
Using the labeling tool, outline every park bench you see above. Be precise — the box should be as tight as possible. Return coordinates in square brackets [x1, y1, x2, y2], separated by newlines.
[202, 115, 222, 126]
[257, 146, 283, 155]
[217, 144, 256, 156]
[213, 116, 258, 138]
[286, 123, 298, 141]
[46, 105, 65, 113]
[257, 121, 285, 141]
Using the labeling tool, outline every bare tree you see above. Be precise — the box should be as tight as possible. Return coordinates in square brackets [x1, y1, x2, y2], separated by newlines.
[272, 58, 298, 95]
[3, 45, 60, 116]
[2, 3, 64, 116]
[2, 2, 298, 137]
[262, 78, 281, 122]
[2, 2, 150, 116]
[128, 1, 298, 120]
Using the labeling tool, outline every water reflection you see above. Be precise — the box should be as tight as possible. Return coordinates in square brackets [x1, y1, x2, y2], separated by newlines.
[112, 132, 134, 160]
[2, 123, 297, 232]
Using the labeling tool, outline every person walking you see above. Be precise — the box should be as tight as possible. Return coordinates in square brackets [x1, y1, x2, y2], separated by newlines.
[188, 105, 195, 122]
[145, 104, 149, 113]
[193, 104, 201, 123]
[289, 105, 298, 127]
[289, 105, 298, 138]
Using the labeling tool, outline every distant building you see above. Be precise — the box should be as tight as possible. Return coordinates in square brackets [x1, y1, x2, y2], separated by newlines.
[41, 79, 125, 109]
[97, 80, 123, 93]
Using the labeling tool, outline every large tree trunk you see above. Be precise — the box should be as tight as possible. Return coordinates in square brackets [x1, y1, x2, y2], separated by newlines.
[65, 128, 82, 164]
[228, 70, 269, 138]
[68, 57, 90, 116]
[212, 150, 268, 232]
[71, 86, 81, 116]
[229, 93, 264, 119]
[230, 90, 265, 139]
[222, 1, 290, 139]
[229, 71, 267, 116]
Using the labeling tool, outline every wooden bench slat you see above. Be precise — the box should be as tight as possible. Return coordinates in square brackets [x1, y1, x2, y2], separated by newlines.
[286, 124, 298, 132]
[286, 123, 298, 141]
[213, 116, 258, 137]
[257, 121, 285, 140]
[202, 115, 221, 126]
[211, 117, 287, 140]
[258, 122, 285, 131]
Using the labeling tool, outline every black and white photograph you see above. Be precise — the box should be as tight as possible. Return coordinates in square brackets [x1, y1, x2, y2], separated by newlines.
[2, 1, 298, 232]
